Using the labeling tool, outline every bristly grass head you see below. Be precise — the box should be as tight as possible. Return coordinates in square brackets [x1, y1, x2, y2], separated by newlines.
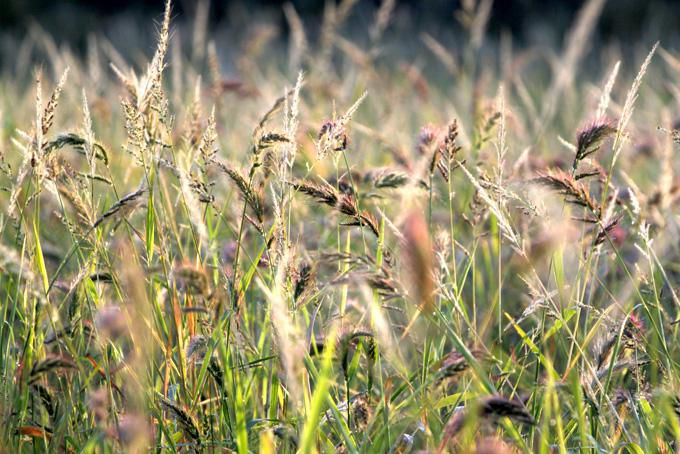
[532, 168, 600, 216]
[291, 178, 380, 237]
[574, 117, 616, 170]
[316, 91, 367, 159]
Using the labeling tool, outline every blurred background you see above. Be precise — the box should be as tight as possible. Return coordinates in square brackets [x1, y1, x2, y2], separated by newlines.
[2, 0, 679, 55]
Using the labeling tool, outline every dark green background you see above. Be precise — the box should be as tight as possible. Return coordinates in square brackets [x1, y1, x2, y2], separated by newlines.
[2, 0, 678, 48]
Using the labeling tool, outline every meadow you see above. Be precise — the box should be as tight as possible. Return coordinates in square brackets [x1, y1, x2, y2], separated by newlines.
[1, 0, 679, 451]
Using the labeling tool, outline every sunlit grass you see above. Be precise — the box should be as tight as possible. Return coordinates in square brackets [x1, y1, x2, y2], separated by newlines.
[0, 0, 679, 452]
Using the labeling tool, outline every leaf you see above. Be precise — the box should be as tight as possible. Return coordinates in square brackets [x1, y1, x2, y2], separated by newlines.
[33, 218, 49, 294]
[17, 426, 51, 439]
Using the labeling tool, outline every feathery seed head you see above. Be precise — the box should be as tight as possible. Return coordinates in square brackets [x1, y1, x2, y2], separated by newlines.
[574, 117, 616, 167]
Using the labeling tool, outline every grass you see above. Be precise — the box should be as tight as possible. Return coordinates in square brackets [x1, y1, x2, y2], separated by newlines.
[0, 0, 679, 452]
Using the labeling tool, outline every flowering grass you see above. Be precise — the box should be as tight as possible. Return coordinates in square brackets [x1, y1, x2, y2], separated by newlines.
[0, 0, 679, 452]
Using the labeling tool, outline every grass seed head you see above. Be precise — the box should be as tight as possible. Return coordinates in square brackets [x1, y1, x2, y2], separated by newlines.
[159, 397, 203, 443]
[317, 119, 349, 158]
[532, 168, 600, 215]
[574, 117, 616, 168]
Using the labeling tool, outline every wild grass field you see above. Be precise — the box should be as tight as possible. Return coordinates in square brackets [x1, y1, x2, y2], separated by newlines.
[1, 0, 680, 452]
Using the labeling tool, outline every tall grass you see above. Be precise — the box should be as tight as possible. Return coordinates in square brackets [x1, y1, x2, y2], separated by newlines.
[0, 0, 679, 452]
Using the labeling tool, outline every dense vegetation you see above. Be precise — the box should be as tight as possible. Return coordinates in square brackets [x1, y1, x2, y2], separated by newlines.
[1, 0, 679, 452]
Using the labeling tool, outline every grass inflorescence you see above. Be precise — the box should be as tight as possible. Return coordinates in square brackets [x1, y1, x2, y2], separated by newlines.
[0, 0, 679, 452]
